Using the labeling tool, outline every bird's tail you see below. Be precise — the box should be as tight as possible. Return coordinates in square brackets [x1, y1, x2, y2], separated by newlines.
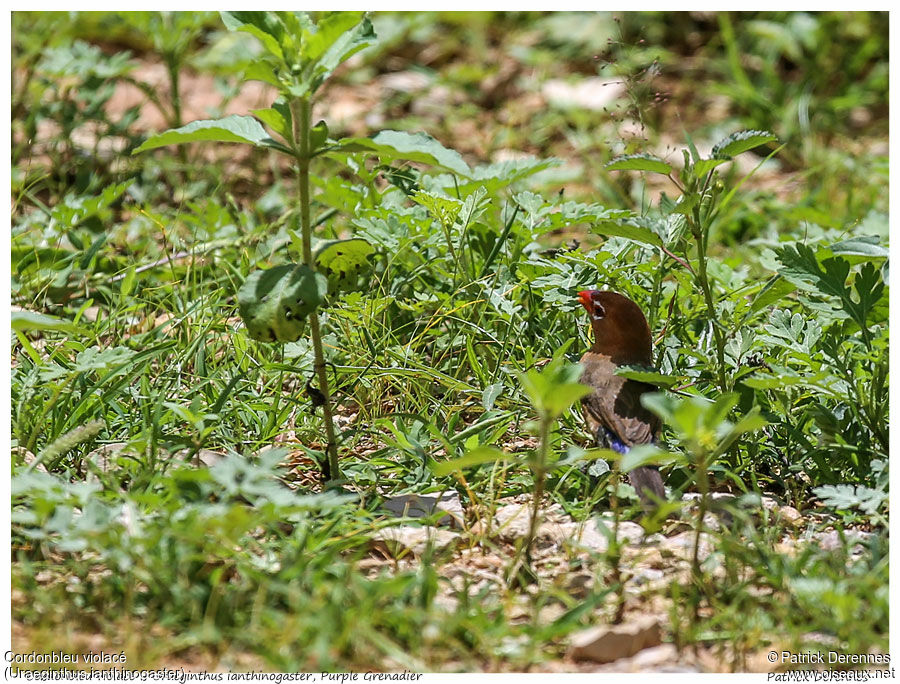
[628, 466, 666, 508]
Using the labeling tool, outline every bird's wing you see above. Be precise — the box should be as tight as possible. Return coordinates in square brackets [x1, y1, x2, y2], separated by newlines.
[580, 352, 660, 448]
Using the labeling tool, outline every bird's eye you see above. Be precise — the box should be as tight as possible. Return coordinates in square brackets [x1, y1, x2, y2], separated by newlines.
[591, 299, 606, 320]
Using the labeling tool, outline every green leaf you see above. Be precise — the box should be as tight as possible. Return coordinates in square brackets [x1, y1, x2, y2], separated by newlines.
[741, 374, 811, 390]
[543, 383, 593, 418]
[220, 11, 286, 60]
[482, 382, 504, 412]
[776, 243, 886, 331]
[813, 484, 887, 515]
[520, 358, 590, 420]
[711, 130, 777, 159]
[237, 264, 327, 343]
[331, 130, 472, 177]
[692, 158, 730, 178]
[242, 62, 281, 88]
[712, 407, 767, 458]
[251, 103, 292, 143]
[12, 310, 85, 334]
[592, 219, 663, 247]
[133, 115, 290, 154]
[313, 238, 375, 293]
[748, 276, 796, 314]
[614, 367, 680, 389]
[620, 444, 666, 474]
[776, 243, 849, 297]
[412, 190, 463, 227]
[431, 446, 508, 476]
[311, 13, 376, 83]
[73, 346, 137, 373]
[310, 119, 329, 152]
[829, 235, 888, 259]
[606, 154, 672, 175]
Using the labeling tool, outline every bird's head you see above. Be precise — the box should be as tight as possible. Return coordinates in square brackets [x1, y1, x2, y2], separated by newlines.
[577, 290, 653, 364]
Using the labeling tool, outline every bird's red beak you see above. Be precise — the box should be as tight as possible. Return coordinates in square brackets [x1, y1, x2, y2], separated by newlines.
[577, 290, 592, 311]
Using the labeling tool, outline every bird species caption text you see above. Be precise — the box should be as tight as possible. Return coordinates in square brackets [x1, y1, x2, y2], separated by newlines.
[4, 655, 423, 683]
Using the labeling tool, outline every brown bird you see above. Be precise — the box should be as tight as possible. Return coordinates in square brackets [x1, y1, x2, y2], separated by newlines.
[577, 290, 665, 506]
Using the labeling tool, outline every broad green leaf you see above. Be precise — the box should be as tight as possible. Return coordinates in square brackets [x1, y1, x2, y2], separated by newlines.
[453, 157, 560, 195]
[520, 359, 589, 419]
[620, 444, 666, 474]
[313, 238, 375, 293]
[614, 367, 680, 389]
[220, 11, 286, 60]
[829, 236, 888, 259]
[711, 130, 777, 159]
[331, 130, 472, 177]
[776, 243, 849, 297]
[133, 115, 291, 154]
[592, 219, 663, 247]
[813, 484, 887, 515]
[242, 62, 281, 88]
[712, 408, 767, 458]
[251, 103, 292, 143]
[482, 382, 504, 411]
[12, 310, 85, 334]
[670, 193, 699, 217]
[412, 190, 463, 227]
[741, 374, 809, 390]
[692, 158, 730, 178]
[775, 243, 885, 331]
[749, 276, 797, 314]
[237, 264, 327, 343]
[312, 13, 375, 81]
[606, 154, 672, 175]
[431, 446, 508, 476]
[73, 346, 137, 373]
[542, 383, 593, 418]
[310, 120, 329, 151]
[304, 12, 365, 62]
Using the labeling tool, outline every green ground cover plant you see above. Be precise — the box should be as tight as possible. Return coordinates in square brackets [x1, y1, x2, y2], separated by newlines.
[11, 10, 887, 672]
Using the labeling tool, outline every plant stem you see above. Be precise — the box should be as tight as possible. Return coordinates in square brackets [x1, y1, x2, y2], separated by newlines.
[291, 96, 340, 482]
[524, 415, 550, 565]
[164, 52, 187, 168]
[609, 464, 625, 624]
[691, 215, 728, 394]
[691, 448, 709, 620]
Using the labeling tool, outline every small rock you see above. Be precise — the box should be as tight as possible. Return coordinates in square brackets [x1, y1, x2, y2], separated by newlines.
[171, 447, 225, 468]
[193, 449, 225, 468]
[371, 526, 460, 558]
[643, 533, 666, 547]
[627, 547, 665, 569]
[814, 529, 872, 552]
[566, 572, 594, 599]
[850, 106, 872, 128]
[614, 521, 646, 543]
[483, 503, 564, 541]
[777, 505, 803, 526]
[559, 519, 645, 553]
[569, 617, 662, 663]
[630, 643, 679, 670]
[660, 531, 713, 561]
[490, 503, 534, 540]
[84, 442, 129, 476]
[382, 491, 464, 529]
[14, 447, 46, 473]
[630, 567, 665, 587]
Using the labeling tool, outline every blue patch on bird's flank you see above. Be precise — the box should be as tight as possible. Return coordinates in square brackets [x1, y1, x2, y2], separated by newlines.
[596, 426, 628, 454]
